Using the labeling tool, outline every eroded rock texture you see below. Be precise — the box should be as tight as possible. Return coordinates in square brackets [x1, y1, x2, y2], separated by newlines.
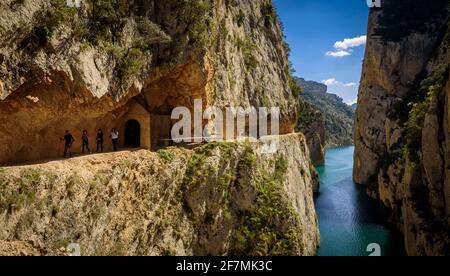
[0, 0, 297, 165]
[297, 99, 325, 166]
[354, 0, 450, 255]
[0, 134, 320, 256]
[0, 1, 320, 256]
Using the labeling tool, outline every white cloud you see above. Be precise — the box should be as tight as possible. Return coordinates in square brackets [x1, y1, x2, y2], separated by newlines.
[321, 78, 340, 86]
[333, 35, 367, 50]
[321, 78, 357, 87]
[325, 35, 367, 58]
[325, 50, 351, 57]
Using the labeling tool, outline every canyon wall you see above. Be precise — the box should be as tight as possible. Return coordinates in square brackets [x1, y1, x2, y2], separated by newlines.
[0, 134, 319, 256]
[354, 0, 450, 255]
[0, 1, 320, 256]
[297, 98, 325, 166]
[297, 77, 354, 148]
[0, 0, 298, 165]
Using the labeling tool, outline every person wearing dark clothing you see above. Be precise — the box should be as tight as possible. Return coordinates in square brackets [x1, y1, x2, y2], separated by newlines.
[81, 130, 91, 154]
[61, 130, 75, 158]
[111, 128, 119, 151]
[96, 129, 104, 153]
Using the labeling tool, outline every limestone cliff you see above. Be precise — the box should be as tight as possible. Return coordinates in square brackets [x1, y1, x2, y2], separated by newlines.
[0, 0, 298, 165]
[0, 1, 320, 256]
[0, 134, 319, 256]
[297, 99, 325, 166]
[297, 77, 354, 148]
[354, 0, 450, 255]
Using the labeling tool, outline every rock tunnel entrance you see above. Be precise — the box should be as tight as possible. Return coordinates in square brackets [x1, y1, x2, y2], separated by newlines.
[124, 119, 141, 148]
[0, 59, 209, 165]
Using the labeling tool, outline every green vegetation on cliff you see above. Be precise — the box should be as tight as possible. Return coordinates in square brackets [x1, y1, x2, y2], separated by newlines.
[179, 141, 307, 256]
[354, 0, 450, 255]
[232, 155, 305, 256]
[297, 99, 323, 133]
[296, 77, 354, 147]
[0, 137, 318, 256]
[406, 66, 448, 151]
[18, 0, 213, 93]
[385, 65, 450, 172]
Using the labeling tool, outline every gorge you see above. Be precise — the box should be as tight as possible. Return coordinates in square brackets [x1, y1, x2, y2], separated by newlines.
[297, 77, 355, 166]
[0, 0, 449, 257]
[354, 0, 450, 256]
[0, 0, 319, 256]
[315, 146, 405, 256]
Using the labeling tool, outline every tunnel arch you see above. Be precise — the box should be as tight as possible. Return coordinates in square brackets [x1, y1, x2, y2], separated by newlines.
[124, 119, 141, 148]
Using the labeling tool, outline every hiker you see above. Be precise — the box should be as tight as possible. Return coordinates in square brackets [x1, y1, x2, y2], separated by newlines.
[111, 128, 119, 151]
[81, 130, 91, 154]
[96, 129, 104, 153]
[61, 130, 75, 158]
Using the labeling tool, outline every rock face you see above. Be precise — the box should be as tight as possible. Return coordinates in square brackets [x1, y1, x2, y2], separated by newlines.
[354, 0, 450, 255]
[304, 119, 325, 167]
[0, 1, 320, 256]
[297, 99, 325, 166]
[0, 241, 49, 256]
[297, 78, 355, 148]
[0, 0, 298, 165]
[0, 134, 320, 256]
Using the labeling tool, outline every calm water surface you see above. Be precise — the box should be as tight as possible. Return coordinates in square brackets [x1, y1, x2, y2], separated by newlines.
[315, 146, 405, 256]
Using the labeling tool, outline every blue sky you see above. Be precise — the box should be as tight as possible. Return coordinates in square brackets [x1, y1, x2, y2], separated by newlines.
[273, 0, 370, 104]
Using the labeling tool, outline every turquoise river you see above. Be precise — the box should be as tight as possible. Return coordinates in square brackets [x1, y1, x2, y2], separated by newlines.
[315, 146, 405, 256]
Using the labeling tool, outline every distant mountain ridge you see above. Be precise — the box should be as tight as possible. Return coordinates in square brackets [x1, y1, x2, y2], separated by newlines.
[298, 78, 328, 94]
[297, 77, 354, 147]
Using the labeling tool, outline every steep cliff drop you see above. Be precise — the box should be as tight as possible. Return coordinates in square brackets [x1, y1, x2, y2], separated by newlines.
[0, 0, 298, 165]
[297, 98, 326, 166]
[0, 135, 319, 256]
[0, 1, 320, 256]
[354, 0, 450, 255]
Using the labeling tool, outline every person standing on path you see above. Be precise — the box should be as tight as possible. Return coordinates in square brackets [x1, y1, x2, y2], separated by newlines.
[61, 130, 75, 158]
[96, 129, 104, 153]
[111, 128, 119, 151]
[81, 130, 91, 154]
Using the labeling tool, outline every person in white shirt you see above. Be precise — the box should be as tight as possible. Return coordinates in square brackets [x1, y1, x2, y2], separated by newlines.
[111, 128, 119, 151]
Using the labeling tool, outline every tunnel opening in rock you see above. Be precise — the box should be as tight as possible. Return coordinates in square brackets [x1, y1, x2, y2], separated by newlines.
[124, 119, 141, 148]
[0, 59, 210, 165]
